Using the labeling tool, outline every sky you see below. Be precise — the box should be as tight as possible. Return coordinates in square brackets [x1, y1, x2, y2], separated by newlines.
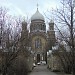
[0, 0, 60, 20]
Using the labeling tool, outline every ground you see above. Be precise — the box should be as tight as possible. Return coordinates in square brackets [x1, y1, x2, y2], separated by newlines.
[28, 65, 58, 75]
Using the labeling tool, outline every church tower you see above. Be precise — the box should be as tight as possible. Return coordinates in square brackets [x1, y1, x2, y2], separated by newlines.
[47, 19, 55, 49]
[30, 7, 47, 63]
[21, 20, 29, 49]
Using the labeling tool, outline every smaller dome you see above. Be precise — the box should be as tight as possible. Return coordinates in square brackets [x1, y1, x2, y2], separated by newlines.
[22, 19, 27, 25]
[31, 9, 44, 21]
[50, 19, 54, 23]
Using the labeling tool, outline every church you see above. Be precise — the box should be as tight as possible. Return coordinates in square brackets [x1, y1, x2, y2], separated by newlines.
[21, 7, 56, 64]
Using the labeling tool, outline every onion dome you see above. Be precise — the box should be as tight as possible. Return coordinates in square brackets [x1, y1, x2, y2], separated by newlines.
[31, 8, 44, 21]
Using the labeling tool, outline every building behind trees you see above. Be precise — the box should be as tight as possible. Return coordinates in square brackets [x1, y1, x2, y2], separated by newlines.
[21, 7, 56, 64]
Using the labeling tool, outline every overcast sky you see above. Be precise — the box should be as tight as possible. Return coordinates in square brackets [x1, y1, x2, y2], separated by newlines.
[0, 0, 60, 20]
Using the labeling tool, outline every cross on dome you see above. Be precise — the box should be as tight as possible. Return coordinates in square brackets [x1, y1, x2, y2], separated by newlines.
[31, 3, 44, 21]
[37, 3, 39, 11]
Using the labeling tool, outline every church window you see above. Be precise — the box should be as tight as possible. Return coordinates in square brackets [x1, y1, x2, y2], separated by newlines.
[41, 24, 42, 30]
[50, 26, 53, 30]
[39, 24, 41, 30]
[43, 25, 44, 30]
[37, 25, 38, 30]
[44, 25, 46, 30]
[34, 25, 35, 30]
[35, 38, 42, 49]
[37, 24, 39, 30]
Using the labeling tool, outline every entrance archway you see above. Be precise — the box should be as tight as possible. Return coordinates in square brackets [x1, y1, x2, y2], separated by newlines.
[37, 54, 40, 63]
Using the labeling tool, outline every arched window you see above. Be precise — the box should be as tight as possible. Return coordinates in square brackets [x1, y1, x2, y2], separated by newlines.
[35, 38, 42, 49]
[43, 24, 46, 31]
[41, 24, 42, 30]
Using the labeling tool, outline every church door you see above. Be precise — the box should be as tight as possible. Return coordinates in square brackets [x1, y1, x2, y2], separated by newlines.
[37, 54, 40, 63]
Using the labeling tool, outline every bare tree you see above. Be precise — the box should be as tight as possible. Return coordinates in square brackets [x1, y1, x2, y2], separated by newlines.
[0, 7, 31, 75]
[51, 0, 75, 74]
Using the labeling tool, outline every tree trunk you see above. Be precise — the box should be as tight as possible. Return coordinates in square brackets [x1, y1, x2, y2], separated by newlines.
[72, 67, 75, 75]
[72, 63, 75, 75]
[2, 68, 7, 75]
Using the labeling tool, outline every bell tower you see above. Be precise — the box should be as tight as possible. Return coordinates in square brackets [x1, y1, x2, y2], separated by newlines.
[49, 20, 54, 30]
[47, 19, 55, 49]
[21, 20, 28, 47]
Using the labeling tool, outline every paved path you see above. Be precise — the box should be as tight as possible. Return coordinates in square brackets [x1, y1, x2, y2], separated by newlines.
[28, 65, 58, 75]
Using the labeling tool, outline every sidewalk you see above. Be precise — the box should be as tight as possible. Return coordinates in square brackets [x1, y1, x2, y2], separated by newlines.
[28, 65, 58, 75]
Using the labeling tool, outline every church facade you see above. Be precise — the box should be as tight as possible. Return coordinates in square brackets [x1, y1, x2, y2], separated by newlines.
[21, 8, 55, 64]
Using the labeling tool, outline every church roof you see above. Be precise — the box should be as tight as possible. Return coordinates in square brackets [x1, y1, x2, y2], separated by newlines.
[31, 8, 44, 21]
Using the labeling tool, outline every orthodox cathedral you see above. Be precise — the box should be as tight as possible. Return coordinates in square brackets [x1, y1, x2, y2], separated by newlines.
[21, 7, 56, 63]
